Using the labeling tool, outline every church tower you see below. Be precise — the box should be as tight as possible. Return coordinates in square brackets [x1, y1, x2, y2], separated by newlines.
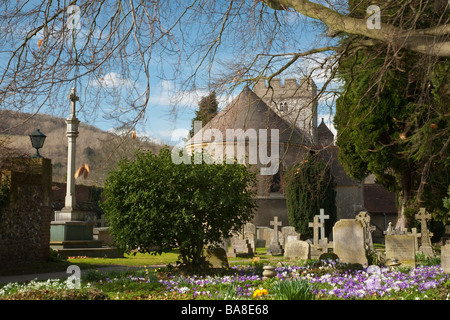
[254, 78, 318, 144]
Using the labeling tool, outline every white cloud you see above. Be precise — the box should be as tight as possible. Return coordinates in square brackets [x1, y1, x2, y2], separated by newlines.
[94, 72, 133, 88]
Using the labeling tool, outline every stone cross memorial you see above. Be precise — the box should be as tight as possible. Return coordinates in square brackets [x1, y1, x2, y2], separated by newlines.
[267, 216, 283, 255]
[50, 88, 102, 251]
[308, 216, 323, 246]
[415, 207, 434, 256]
[317, 208, 329, 240]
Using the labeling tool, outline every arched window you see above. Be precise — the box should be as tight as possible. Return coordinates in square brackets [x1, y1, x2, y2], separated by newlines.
[280, 101, 288, 112]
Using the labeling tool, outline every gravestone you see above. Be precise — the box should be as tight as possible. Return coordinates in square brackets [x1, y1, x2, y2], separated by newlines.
[441, 222, 450, 244]
[385, 234, 415, 267]
[356, 211, 375, 252]
[415, 208, 434, 256]
[333, 219, 368, 265]
[285, 235, 300, 244]
[267, 216, 284, 255]
[411, 228, 421, 251]
[257, 227, 273, 246]
[227, 237, 253, 257]
[284, 240, 310, 260]
[281, 226, 299, 247]
[244, 223, 256, 235]
[205, 247, 229, 268]
[244, 231, 256, 250]
[308, 216, 323, 247]
[317, 208, 330, 240]
[441, 244, 450, 274]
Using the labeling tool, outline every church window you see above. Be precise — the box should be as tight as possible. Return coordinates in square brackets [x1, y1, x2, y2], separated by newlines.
[280, 101, 288, 112]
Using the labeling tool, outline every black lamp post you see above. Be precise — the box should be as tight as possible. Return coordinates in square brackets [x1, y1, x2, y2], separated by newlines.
[29, 129, 46, 158]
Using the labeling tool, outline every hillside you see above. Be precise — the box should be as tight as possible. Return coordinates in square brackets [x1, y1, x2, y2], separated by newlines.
[0, 110, 165, 186]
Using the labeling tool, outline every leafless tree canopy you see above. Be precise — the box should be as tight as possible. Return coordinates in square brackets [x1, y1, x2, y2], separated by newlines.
[0, 0, 448, 131]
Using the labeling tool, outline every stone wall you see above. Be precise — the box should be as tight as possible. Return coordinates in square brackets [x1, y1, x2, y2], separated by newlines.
[0, 158, 52, 269]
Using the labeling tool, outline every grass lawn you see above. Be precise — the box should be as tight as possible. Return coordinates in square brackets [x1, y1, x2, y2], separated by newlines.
[0, 247, 279, 277]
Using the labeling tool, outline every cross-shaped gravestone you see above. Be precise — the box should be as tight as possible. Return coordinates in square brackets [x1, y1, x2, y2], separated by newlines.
[415, 207, 434, 256]
[356, 211, 375, 251]
[415, 208, 431, 245]
[270, 216, 282, 244]
[317, 208, 329, 240]
[317, 237, 333, 253]
[308, 216, 324, 246]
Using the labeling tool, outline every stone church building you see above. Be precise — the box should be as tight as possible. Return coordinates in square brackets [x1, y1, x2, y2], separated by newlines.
[184, 78, 397, 238]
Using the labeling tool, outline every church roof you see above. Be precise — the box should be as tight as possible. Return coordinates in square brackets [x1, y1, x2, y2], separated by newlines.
[185, 87, 311, 146]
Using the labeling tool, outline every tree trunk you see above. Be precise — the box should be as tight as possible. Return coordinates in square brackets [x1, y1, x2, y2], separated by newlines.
[396, 172, 413, 230]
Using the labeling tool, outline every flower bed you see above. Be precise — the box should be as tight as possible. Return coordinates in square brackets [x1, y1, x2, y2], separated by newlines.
[1, 260, 449, 300]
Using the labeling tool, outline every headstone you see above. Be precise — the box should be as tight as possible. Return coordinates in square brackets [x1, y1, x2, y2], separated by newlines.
[308, 216, 323, 246]
[257, 227, 273, 246]
[281, 226, 299, 247]
[255, 238, 266, 248]
[227, 238, 253, 257]
[441, 244, 450, 274]
[415, 208, 434, 256]
[384, 222, 395, 236]
[286, 235, 300, 244]
[356, 211, 375, 252]
[284, 240, 310, 260]
[440, 222, 450, 244]
[267, 216, 283, 255]
[205, 247, 229, 268]
[317, 209, 330, 240]
[93, 227, 114, 246]
[333, 219, 368, 265]
[244, 223, 256, 235]
[310, 237, 333, 259]
[385, 234, 416, 268]
[244, 231, 256, 250]
[411, 228, 421, 251]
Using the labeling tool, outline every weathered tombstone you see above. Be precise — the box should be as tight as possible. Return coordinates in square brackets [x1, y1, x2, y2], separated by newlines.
[244, 231, 256, 250]
[385, 234, 416, 268]
[415, 208, 434, 256]
[308, 216, 324, 246]
[244, 223, 256, 235]
[333, 219, 368, 265]
[441, 222, 450, 244]
[441, 244, 450, 274]
[411, 228, 421, 251]
[356, 211, 375, 252]
[284, 240, 310, 260]
[255, 238, 266, 248]
[227, 234, 253, 257]
[317, 208, 330, 240]
[310, 237, 333, 259]
[205, 247, 229, 268]
[227, 238, 253, 257]
[281, 226, 299, 248]
[257, 227, 273, 246]
[267, 216, 284, 255]
[286, 235, 300, 244]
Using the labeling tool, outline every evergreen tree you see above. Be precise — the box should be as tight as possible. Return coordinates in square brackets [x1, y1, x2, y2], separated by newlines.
[334, 1, 450, 228]
[285, 153, 336, 240]
[189, 91, 219, 138]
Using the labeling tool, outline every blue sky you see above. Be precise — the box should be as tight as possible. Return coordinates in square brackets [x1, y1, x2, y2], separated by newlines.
[1, 1, 339, 146]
